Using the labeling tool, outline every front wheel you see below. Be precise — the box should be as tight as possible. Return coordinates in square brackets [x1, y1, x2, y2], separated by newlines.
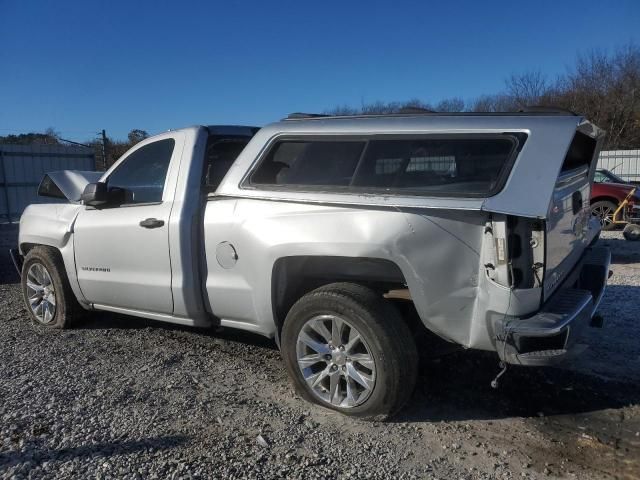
[281, 283, 418, 420]
[21, 246, 86, 328]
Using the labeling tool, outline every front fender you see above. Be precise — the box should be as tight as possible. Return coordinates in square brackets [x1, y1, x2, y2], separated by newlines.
[19, 204, 82, 253]
[19, 203, 89, 307]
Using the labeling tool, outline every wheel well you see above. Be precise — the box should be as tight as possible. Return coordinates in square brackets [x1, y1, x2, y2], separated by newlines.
[21, 243, 61, 256]
[271, 256, 407, 336]
[20, 244, 64, 264]
[590, 196, 619, 206]
[20, 243, 38, 256]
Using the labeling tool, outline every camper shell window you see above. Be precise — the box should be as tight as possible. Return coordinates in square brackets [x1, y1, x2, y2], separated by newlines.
[248, 133, 526, 197]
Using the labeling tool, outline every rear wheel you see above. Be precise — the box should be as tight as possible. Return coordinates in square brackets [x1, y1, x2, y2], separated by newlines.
[21, 246, 85, 328]
[281, 282, 418, 420]
[590, 200, 618, 230]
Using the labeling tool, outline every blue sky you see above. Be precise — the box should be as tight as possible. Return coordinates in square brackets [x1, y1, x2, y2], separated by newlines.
[1, 0, 638, 142]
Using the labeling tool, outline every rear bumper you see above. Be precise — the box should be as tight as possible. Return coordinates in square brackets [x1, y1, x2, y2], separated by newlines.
[496, 246, 611, 366]
[9, 248, 23, 277]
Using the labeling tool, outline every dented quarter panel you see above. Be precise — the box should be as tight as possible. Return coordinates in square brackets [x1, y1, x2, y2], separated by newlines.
[203, 198, 501, 348]
[204, 114, 604, 348]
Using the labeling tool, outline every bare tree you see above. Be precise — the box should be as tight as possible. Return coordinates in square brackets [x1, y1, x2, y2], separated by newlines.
[127, 129, 149, 145]
[324, 44, 640, 148]
[506, 71, 549, 108]
[43, 127, 60, 145]
[325, 99, 434, 115]
[326, 105, 360, 116]
[469, 94, 517, 112]
[551, 44, 640, 148]
[435, 97, 465, 112]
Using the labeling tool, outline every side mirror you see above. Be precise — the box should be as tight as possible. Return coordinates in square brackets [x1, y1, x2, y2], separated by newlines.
[80, 182, 109, 206]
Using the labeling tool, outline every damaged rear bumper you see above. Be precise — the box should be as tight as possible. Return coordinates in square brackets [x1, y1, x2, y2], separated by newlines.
[496, 246, 611, 366]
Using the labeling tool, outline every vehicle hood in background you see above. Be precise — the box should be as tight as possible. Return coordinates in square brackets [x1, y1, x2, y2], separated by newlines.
[38, 170, 103, 203]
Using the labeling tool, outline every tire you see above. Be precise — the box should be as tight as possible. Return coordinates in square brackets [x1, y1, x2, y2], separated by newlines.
[21, 246, 85, 328]
[623, 223, 640, 241]
[281, 282, 418, 420]
[590, 200, 618, 231]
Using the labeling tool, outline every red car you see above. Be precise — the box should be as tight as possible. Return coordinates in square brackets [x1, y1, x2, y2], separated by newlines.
[591, 169, 640, 229]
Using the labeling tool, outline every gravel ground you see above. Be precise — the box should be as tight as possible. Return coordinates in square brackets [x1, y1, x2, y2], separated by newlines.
[1, 225, 639, 479]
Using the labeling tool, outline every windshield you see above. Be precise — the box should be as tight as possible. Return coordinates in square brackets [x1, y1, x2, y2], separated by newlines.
[595, 169, 627, 184]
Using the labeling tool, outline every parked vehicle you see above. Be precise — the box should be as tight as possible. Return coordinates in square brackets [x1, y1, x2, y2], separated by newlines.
[12, 113, 611, 418]
[591, 169, 640, 229]
[594, 168, 629, 185]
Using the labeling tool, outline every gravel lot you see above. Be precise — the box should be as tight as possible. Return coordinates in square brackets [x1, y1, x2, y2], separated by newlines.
[1, 225, 639, 479]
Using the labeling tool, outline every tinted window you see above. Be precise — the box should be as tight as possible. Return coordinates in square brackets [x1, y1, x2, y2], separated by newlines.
[204, 137, 250, 190]
[595, 169, 626, 184]
[250, 135, 520, 196]
[251, 141, 365, 186]
[352, 137, 515, 194]
[107, 139, 175, 204]
[561, 132, 596, 173]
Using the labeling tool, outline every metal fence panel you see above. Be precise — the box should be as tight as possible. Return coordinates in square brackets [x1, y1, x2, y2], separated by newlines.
[597, 149, 640, 183]
[0, 144, 95, 222]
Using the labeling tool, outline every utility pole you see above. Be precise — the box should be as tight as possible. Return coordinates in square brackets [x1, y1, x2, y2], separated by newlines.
[101, 129, 108, 171]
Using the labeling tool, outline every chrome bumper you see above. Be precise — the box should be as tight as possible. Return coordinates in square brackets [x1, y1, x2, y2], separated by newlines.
[497, 246, 611, 366]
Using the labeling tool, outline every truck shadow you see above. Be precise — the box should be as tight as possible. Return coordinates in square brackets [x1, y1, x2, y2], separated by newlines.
[394, 349, 640, 479]
[0, 435, 188, 470]
[598, 236, 640, 264]
[79, 311, 279, 351]
[397, 349, 640, 423]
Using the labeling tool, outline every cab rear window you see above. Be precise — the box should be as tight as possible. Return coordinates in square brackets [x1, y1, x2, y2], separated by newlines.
[249, 134, 526, 197]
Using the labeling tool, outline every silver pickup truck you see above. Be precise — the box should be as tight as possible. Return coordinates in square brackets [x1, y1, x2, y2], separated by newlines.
[12, 112, 611, 419]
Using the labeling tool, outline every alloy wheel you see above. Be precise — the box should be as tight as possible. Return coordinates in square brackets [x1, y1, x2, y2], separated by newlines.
[25, 263, 57, 324]
[592, 204, 614, 228]
[296, 314, 376, 408]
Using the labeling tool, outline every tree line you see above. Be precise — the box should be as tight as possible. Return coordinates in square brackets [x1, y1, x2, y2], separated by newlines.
[327, 44, 640, 149]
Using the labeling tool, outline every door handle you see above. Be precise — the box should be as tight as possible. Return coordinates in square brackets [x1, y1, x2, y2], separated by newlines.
[139, 218, 165, 229]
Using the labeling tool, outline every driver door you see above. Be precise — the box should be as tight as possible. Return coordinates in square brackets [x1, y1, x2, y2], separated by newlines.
[73, 133, 183, 314]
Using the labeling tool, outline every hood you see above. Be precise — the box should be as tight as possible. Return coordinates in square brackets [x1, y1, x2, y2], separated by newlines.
[37, 170, 103, 203]
[609, 182, 635, 191]
[594, 181, 637, 198]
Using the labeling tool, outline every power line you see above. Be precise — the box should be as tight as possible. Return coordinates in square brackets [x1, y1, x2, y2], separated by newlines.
[59, 138, 92, 148]
[0, 128, 100, 134]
